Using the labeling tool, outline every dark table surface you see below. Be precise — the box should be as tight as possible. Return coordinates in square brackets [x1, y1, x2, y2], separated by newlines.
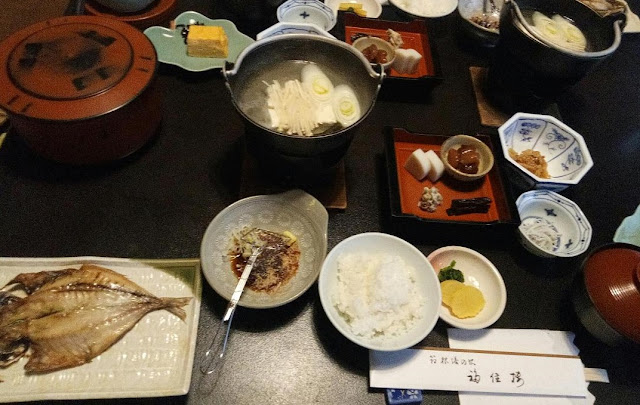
[1, 0, 639, 404]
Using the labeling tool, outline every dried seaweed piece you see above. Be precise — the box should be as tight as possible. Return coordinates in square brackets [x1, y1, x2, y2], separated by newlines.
[446, 197, 492, 216]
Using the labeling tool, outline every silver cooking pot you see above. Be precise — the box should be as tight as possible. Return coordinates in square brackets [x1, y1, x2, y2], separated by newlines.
[223, 34, 383, 175]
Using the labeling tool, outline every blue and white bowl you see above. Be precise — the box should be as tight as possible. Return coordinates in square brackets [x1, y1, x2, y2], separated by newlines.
[277, 0, 337, 31]
[256, 22, 336, 40]
[516, 190, 592, 258]
[498, 113, 593, 191]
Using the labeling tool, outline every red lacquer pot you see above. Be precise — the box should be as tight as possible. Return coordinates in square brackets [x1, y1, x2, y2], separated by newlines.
[0, 15, 161, 164]
[573, 243, 640, 346]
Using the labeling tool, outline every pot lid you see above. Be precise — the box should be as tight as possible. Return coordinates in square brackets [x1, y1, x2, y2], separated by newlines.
[0, 15, 157, 121]
[583, 243, 640, 344]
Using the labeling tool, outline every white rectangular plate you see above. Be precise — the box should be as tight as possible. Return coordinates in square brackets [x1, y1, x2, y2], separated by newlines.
[0, 256, 202, 402]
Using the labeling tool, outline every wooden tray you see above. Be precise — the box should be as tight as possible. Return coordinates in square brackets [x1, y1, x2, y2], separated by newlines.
[385, 127, 520, 242]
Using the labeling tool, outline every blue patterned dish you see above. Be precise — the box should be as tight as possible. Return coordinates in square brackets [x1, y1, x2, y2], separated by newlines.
[256, 22, 337, 40]
[516, 190, 592, 258]
[277, 0, 337, 31]
[143, 11, 254, 72]
[498, 113, 593, 191]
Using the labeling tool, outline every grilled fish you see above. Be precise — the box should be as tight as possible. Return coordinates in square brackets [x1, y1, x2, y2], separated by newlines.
[0, 264, 191, 373]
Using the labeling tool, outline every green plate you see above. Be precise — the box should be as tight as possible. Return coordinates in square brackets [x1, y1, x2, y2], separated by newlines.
[143, 11, 255, 72]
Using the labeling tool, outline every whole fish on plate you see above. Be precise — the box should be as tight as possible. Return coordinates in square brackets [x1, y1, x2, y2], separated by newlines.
[0, 264, 191, 373]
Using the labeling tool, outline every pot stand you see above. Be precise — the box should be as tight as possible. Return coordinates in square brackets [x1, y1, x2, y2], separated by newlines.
[239, 145, 347, 210]
[469, 66, 561, 127]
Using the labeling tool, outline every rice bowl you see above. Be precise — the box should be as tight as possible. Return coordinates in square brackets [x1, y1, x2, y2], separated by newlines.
[318, 232, 441, 351]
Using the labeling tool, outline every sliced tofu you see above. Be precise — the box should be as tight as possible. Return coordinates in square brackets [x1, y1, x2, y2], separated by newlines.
[404, 149, 431, 181]
[424, 149, 445, 182]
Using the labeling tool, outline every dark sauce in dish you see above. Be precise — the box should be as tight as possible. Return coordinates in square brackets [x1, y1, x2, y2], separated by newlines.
[229, 228, 300, 293]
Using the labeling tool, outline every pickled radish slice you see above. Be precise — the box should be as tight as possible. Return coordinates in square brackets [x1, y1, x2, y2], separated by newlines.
[440, 280, 465, 307]
[450, 285, 486, 318]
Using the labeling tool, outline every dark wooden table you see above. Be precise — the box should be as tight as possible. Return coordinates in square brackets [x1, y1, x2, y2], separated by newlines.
[1, 0, 639, 404]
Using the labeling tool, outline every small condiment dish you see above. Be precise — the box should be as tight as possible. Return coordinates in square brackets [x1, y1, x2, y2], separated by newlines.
[440, 134, 494, 182]
[318, 232, 441, 351]
[427, 246, 506, 330]
[277, 0, 337, 31]
[498, 113, 594, 191]
[457, 0, 503, 46]
[516, 190, 592, 258]
[351, 36, 396, 70]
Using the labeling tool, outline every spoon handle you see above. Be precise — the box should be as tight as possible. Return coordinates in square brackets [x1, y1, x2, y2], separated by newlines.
[200, 311, 235, 375]
[199, 247, 262, 375]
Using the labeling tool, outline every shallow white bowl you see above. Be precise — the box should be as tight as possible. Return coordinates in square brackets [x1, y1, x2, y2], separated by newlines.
[200, 190, 328, 308]
[389, 0, 458, 18]
[427, 246, 506, 329]
[318, 232, 441, 351]
[324, 0, 383, 18]
[498, 112, 594, 191]
[516, 190, 592, 258]
[277, 0, 337, 31]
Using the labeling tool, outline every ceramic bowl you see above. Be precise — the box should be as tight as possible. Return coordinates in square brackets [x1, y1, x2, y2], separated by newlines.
[256, 22, 337, 40]
[498, 113, 594, 192]
[613, 204, 640, 248]
[324, 0, 382, 18]
[573, 243, 640, 346]
[389, 0, 458, 18]
[93, 0, 155, 13]
[318, 232, 441, 351]
[516, 190, 592, 258]
[200, 190, 328, 309]
[351, 36, 396, 70]
[427, 246, 506, 330]
[440, 134, 494, 182]
[457, 0, 503, 46]
[277, 0, 337, 31]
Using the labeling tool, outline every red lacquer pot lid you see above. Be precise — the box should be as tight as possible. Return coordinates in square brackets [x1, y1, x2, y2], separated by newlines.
[0, 15, 157, 121]
[583, 244, 640, 344]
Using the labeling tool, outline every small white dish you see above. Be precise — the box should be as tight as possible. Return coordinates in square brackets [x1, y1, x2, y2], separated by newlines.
[516, 190, 592, 258]
[614, 204, 640, 247]
[324, 0, 383, 18]
[428, 246, 506, 330]
[389, 0, 458, 18]
[277, 0, 337, 31]
[257, 22, 337, 40]
[200, 190, 328, 309]
[318, 232, 441, 351]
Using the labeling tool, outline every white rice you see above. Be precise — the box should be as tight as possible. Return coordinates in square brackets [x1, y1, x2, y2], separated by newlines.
[333, 252, 424, 339]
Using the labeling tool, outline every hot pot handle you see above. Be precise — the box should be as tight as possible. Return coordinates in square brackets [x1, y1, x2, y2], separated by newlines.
[222, 61, 235, 82]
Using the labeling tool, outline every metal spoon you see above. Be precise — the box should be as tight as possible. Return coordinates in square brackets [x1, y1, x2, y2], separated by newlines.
[200, 247, 262, 375]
